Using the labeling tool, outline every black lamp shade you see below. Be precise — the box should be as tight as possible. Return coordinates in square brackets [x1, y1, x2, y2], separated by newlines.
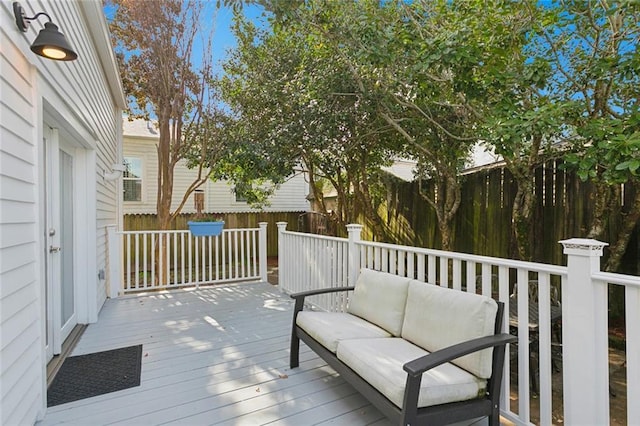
[30, 22, 77, 61]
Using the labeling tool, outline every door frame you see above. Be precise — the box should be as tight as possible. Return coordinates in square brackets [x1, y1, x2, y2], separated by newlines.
[40, 96, 98, 359]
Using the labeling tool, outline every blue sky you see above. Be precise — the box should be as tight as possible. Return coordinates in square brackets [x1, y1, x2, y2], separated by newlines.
[202, 3, 269, 75]
[104, 2, 270, 76]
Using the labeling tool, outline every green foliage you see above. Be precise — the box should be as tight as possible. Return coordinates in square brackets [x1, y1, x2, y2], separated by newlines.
[565, 116, 640, 184]
[144, 0, 639, 252]
[219, 3, 401, 235]
[552, 1, 640, 194]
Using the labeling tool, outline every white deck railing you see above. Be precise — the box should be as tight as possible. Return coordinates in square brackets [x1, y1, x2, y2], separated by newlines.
[107, 223, 268, 295]
[277, 222, 639, 426]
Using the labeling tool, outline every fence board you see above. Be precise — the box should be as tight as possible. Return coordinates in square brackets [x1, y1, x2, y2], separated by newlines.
[379, 160, 639, 276]
[124, 211, 304, 257]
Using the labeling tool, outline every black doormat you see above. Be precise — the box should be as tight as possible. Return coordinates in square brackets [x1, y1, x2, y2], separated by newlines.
[47, 345, 142, 407]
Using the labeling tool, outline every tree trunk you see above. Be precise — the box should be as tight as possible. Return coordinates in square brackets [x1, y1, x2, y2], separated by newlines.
[155, 112, 176, 284]
[418, 174, 460, 252]
[356, 162, 386, 241]
[512, 176, 534, 261]
[438, 216, 453, 252]
[587, 182, 618, 239]
[605, 189, 640, 272]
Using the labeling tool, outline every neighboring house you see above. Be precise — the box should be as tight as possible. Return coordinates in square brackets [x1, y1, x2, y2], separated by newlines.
[122, 118, 310, 216]
[0, 2, 125, 424]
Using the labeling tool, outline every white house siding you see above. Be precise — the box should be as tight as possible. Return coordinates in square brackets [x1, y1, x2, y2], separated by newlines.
[123, 121, 310, 215]
[0, 1, 124, 425]
[0, 24, 41, 426]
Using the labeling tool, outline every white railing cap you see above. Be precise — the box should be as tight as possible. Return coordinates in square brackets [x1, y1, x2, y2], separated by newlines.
[560, 238, 608, 256]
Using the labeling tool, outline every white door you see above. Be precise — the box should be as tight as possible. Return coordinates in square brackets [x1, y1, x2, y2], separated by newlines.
[44, 127, 77, 359]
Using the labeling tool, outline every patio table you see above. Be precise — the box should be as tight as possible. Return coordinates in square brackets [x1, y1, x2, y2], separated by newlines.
[508, 295, 562, 332]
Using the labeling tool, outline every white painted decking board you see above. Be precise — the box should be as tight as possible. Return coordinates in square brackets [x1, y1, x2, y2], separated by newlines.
[40, 283, 492, 426]
[39, 283, 393, 426]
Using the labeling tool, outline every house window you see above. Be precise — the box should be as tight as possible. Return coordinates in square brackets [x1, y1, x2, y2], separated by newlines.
[123, 157, 142, 202]
[234, 188, 247, 203]
[194, 190, 205, 213]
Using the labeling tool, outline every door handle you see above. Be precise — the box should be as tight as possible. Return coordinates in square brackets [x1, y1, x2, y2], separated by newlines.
[49, 246, 61, 253]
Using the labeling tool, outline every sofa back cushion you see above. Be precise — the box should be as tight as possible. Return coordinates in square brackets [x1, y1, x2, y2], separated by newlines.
[347, 268, 411, 336]
[401, 280, 498, 378]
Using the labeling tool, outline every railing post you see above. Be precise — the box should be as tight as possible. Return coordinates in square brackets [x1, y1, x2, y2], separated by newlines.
[347, 224, 363, 287]
[259, 222, 268, 283]
[276, 222, 288, 290]
[106, 225, 121, 299]
[559, 238, 609, 425]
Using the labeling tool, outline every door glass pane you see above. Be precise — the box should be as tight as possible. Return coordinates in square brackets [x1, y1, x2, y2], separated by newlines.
[60, 150, 74, 324]
[44, 137, 50, 351]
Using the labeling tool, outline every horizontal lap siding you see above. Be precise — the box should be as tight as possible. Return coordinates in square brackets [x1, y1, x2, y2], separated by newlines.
[1, 1, 122, 424]
[123, 135, 310, 215]
[0, 12, 41, 425]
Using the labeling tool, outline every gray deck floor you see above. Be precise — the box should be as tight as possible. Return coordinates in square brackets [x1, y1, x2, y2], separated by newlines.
[39, 282, 492, 426]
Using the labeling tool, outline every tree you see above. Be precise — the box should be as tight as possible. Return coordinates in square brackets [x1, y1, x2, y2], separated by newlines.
[475, 1, 569, 260]
[331, 0, 529, 251]
[109, 0, 221, 230]
[231, 0, 540, 250]
[221, 9, 399, 239]
[547, 0, 640, 272]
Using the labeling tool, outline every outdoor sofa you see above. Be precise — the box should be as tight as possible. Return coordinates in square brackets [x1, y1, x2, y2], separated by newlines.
[289, 268, 517, 426]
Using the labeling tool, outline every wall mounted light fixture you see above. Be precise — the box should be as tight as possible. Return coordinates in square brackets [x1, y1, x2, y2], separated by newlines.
[13, 2, 78, 61]
[104, 163, 127, 181]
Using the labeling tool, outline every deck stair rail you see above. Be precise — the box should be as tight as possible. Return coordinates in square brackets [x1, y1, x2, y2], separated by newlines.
[276, 222, 639, 426]
[107, 223, 268, 295]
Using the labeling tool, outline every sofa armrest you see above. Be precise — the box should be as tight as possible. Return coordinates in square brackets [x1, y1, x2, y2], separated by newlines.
[403, 333, 517, 377]
[400, 333, 517, 424]
[290, 286, 355, 313]
[290, 286, 355, 301]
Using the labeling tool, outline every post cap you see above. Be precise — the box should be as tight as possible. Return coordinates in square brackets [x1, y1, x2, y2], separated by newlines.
[560, 238, 608, 257]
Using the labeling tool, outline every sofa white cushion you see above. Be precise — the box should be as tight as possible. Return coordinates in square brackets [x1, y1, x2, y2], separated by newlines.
[296, 312, 391, 353]
[337, 337, 486, 408]
[401, 280, 498, 378]
[347, 268, 411, 336]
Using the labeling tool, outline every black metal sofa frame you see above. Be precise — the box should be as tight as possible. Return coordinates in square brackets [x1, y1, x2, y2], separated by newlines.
[289, 286, 517, 426]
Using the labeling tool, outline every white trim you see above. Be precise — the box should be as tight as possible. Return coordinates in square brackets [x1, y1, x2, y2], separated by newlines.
[40, 76, 99, 325]
[41, 98, 96, 150]
[34, 68, 47, 422]
[85, 148, 98, 322]
[47, 128, 63, 355]
[68, 144, 97, 324]
[115, 113, 124, 230]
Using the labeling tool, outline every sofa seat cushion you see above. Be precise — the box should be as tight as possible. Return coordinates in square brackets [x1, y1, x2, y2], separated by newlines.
[347, 268, 411, 336]
[337, 338, 487, 409]
[296, 312, 391, 353]
[401, 281, 498, 378]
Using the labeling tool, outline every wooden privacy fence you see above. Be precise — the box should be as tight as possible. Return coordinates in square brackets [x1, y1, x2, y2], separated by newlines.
[124, 211, 304, 258]
[382, 160, 639, 275]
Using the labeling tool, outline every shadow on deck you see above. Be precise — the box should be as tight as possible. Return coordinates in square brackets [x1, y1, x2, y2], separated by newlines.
[39, 282, 519, 425]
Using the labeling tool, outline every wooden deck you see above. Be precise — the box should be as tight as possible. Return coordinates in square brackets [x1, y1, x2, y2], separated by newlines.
[39, 283, 494, 426]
